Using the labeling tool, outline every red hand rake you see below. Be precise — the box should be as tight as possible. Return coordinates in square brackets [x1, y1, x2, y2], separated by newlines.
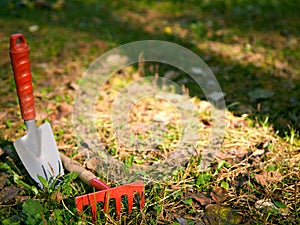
[60, 153, 144, 221]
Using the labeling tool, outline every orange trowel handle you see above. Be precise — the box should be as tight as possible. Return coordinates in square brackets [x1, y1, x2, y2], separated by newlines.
[10, 34, 35, 121]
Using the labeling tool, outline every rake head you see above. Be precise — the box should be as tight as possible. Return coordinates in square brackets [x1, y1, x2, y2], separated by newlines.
[59, 153, 145, 222]
[75, 181, 144, 221]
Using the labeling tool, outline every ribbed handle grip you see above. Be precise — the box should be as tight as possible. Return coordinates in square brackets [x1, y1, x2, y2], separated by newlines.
[9, 34, 35, 121]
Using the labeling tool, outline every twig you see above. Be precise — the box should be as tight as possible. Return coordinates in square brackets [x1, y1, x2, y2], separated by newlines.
[62, 198, 75, 216]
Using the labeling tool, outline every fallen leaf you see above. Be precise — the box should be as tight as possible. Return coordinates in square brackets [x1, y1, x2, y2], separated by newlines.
[210, 186, 228, 203]
[51, 190, 63, 203]
[86, 158, 98, 170]
[216, 149, 248, 164]
[205, 204, 242, 225]
[67, 82, 79, 90]
[16, 195, 30, 203]
[0, 186, 19, 203]
[0, 173, 9, 190]
[186, 193, 213, 206]
[254, 171, 282, 186]
[56, 103, 72, 119]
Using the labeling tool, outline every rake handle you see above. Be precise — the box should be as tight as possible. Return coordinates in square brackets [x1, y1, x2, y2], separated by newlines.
[10, 34, 36, 121]
[59, 153, 110, 190]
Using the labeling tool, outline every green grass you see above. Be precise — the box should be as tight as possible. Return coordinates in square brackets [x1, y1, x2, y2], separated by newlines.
[0, 0, 300, 224]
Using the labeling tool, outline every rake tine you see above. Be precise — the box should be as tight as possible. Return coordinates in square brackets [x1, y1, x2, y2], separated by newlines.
[88, 194, 97, 222]
[103, 191, 110, 214]
[91, 191, 107, 221]
[139, 189, 145, 209]
[75, 194, 88, 215]
[114, 196, 122, 218]
[127, 195, 133, 214]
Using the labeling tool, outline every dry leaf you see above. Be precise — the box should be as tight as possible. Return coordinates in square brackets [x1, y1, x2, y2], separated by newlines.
[0, 186, 19, 203]
[56, 103, 72, 119]
[16, 195, 30, 203]
[210, 186, 228, 203]
[216, 149, 248, 164]
[186, 193, 213, 206]
[67, 82, 79, 90]
[254, 171, 282, 186]
[51, 190, 63, 203]
[86, 158, 98, 170]
[0, 173, 9, 190]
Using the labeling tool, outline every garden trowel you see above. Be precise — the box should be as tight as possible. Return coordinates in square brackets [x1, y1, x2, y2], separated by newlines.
[9, 33, 64, 188]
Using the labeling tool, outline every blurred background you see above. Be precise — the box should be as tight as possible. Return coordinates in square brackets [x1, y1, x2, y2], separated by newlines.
[0, 0, 299, 136]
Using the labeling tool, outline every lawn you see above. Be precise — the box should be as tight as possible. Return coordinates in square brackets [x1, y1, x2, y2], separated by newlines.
[0, 0, 299, 224]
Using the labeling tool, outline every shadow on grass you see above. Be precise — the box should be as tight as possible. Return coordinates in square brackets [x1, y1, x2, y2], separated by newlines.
[0, 0, 299, 135]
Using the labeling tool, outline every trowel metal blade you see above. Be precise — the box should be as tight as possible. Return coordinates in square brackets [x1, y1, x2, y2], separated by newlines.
[14, 122, 64, 188]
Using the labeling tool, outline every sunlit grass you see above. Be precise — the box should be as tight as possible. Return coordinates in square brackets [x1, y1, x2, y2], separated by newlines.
[0, 0, 299, 224]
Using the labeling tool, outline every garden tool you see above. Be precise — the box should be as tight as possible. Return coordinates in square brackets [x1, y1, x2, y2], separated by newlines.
[9, 33, 64, 188]
[59, 153, 144, 221]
